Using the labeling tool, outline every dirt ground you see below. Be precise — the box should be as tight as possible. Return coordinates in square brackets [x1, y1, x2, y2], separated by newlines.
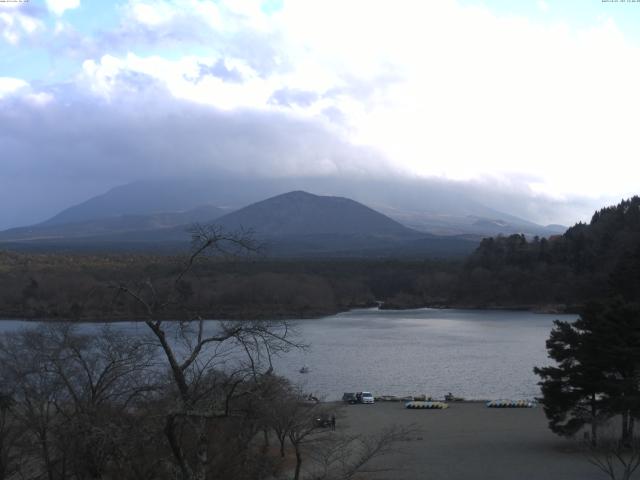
[336, 401, 605, 480]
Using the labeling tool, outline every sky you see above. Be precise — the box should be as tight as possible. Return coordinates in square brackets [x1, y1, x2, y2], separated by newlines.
[1, 0, 640, 229]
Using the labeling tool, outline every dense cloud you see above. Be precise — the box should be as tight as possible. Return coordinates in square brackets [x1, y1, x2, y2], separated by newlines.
[0, 78, 396, 228]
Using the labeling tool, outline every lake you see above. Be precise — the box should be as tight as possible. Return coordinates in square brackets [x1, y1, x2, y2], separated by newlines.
[0, 308, 576, 401]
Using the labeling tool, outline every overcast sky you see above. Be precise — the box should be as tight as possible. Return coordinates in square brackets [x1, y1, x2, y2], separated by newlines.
[1, 0, 639, 229]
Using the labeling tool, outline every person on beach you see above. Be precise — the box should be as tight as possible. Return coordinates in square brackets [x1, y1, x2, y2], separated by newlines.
[331, 414, 336, 431]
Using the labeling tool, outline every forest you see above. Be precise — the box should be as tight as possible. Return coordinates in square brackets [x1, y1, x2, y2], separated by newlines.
[0, 196, 639, 321]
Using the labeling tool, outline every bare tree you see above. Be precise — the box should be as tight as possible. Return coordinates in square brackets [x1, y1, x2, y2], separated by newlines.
[281, 399, 415, 480]
[0, 392, 24, 480]
[0, 329, 66, 480]
[287, 403, 328, 480]
[112, 225, 304, 480]
[308, 425, 415, 480]
[585, 433, 640, 480]
[266, 388, 298, 458]
[0, 323, 159, 480]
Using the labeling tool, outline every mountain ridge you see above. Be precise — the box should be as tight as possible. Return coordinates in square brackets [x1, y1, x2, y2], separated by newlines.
[38, 176, 565, 237]
[0, 190, 478, 258]
[0, 205, 226, 242]
[213, 190, 419, 238]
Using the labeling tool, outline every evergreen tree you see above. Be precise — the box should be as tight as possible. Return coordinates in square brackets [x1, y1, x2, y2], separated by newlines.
[534, 315, 610, 446]
[587, 300, 640, 445]
[535, 300, 640, 446]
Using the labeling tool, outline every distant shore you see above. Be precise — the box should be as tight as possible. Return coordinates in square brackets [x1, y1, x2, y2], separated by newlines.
[0, 302, 580, 323]
[380, 302, 581, 314]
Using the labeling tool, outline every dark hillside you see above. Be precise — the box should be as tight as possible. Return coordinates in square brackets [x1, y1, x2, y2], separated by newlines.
[0, 205, 225, 242]
[453, 196, 640, 307]
[215, 190, 416, 237]
[468, 196, 640, 274]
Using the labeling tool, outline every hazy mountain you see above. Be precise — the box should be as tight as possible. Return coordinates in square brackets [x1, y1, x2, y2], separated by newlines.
[42, 177, 288, 226]
[211, 191, 476, 257]
[40, 176, 564, 237]
[0, 191, 478, 257]
[0, 205, 225, 242]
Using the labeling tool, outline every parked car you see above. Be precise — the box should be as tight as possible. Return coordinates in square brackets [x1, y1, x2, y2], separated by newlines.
[342, 392, 358, 404]
[359, 392, 375, 404]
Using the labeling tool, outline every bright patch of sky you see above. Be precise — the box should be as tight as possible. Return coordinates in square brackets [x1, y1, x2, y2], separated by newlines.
[463, 0, 640, 44]
[1, 0, 640, 225]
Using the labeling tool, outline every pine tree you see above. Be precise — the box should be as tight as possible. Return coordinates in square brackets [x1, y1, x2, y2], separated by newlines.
[587, 300, 640, 445]
[535, 301, 640, 446]
[534, 315, 610, 446]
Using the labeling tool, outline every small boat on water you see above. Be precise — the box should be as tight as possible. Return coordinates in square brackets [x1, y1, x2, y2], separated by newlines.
[299, 365, 309, 374]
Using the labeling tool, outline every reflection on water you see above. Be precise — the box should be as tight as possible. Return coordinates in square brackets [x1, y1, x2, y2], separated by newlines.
[0, 308, 576, 401]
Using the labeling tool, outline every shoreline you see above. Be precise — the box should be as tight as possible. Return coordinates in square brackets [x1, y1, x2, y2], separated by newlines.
[380, 302, 580, 315]
[0, 303, 580, 323]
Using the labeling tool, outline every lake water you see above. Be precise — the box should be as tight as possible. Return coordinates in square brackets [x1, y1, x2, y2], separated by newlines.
[0, 308, 576, 401]
[272, 308, 577, 401]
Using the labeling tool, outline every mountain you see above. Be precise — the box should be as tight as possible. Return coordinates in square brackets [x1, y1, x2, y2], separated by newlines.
[0, 205, 225, 242]
[214, 190, 414, 237]
[42, 177, 286, 226]
[0, 191, 478, 257]
[39, 176, 563, 237]
[210, 191, 476, 257]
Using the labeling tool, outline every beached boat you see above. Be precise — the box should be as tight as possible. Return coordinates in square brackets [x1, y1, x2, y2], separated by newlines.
[486, 399, 535, 408]
[405, 401, 448, 409]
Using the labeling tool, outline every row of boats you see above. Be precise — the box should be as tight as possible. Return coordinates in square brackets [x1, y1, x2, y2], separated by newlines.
[404, 399, 537, 409]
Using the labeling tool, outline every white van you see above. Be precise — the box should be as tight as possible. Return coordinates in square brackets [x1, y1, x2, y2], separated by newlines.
[360, 392, 375, 404]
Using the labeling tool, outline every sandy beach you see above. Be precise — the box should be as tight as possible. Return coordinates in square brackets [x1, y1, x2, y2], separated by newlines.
[337, 401, 603, 480]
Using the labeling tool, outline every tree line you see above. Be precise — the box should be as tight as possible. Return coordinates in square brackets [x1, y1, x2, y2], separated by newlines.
[0, 250, 463, 321]
[4, 197, 640, 320]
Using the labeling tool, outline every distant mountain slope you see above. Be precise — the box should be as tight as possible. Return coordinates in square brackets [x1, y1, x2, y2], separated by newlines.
[209, 191, 477, 257]
[214, 191, 416, 237]
[0, 205, 225, 242]
[40, 176, 562, 237]
[42, 177, 286, 226]
[376, 209, 565, 237]
[0, 191, 478, 258]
